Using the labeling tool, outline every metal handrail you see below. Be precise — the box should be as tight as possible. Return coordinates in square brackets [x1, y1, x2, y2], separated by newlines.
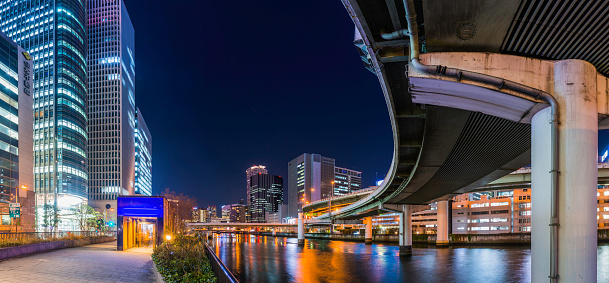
[203, 243, 239, 283]
[0, 231, 116, 241]
[305, 187, 377, 207]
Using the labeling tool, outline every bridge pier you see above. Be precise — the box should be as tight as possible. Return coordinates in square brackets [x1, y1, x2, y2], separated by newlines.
[436, 200, 449, 247]
[399, 205, 412, 256]
[298, 213, 304, 246]
[364, 217, 372, 244]
[531, 59, 597, 282]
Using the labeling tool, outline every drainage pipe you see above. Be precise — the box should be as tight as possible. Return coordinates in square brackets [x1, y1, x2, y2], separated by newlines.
[381, 29, 409, 40]
[401, 0, 559, 280]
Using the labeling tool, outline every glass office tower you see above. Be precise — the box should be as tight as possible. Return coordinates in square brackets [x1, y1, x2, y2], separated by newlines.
[0, 0, 88, 228]
[0, 31, 34, 230]
[87, 0, 136, 209]
[246, 165, 267, 205]
[134, 108, 151, 196]
[249, 173, 283, 223]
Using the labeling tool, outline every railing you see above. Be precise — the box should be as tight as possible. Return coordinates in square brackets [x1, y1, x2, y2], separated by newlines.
[203, 243, 239, 283]
[305, 187, 377, 208]
[0, 231, 117, 241]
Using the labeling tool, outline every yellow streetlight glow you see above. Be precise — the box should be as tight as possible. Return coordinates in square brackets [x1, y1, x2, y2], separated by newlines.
[166, 235, 172, 241]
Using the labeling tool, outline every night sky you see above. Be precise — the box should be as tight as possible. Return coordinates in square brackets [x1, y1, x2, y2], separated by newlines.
[124, 1, 609, 210]
[124, 1, 393, 209]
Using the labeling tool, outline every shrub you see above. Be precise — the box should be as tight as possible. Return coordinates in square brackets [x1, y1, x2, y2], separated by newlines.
[0, 234, 108, 248]
[152, 235, 217, 283]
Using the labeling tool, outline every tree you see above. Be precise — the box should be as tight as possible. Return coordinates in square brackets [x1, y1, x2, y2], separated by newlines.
[42, 203, 60, 234]
[71, 203, 100, 231]
[161, 188, 198, 235]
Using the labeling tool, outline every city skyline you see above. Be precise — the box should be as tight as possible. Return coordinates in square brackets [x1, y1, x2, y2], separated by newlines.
[121, 0, 394, 209]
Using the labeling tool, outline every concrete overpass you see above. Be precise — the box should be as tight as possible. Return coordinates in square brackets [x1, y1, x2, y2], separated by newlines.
[303, 164, 609, 215]
[300, 0, 609, 281]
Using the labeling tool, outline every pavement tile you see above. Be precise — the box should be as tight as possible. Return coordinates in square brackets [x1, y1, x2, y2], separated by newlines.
[0, 241, 154, 283]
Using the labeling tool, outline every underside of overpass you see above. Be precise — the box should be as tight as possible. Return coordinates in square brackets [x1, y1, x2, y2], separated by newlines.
[323, 0, 609, 221]
[334, 0, 608, 280]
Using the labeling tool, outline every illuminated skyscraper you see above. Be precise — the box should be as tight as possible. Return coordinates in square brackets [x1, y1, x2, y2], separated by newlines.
[134, 108, 151, 196]
[87, 0, 136, 209]
[246, 165, 267, 205]
[0, 31, 34, 229]
[249, 173, 283, 223]
[333, 167, 361, 195]
[287, 153, 335, 218]
[0, 1, 88, 224]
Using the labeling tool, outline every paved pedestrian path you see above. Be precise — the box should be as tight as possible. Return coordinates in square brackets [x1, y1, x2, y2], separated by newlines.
[0, 241, 155, 283]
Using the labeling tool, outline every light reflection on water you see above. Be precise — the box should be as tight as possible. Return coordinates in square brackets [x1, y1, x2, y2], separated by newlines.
[212, 234, 609, 283]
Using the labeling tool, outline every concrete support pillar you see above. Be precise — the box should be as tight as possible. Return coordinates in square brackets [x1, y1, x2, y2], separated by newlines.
[531, 59, 597, 282]
[364, 217, 372, 244]
[436, 200, 449, 246]
[399, 205, 412, 256]
[298, 213, 304, 246]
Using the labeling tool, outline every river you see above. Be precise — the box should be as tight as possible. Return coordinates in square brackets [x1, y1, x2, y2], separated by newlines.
[211, 234, 609, 282]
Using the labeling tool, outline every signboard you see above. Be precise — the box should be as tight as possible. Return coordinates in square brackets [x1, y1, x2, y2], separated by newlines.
[9, 203, 20, 218]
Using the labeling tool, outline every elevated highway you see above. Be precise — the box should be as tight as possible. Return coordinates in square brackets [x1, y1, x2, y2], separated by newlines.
[303, 164, 609, 216]
[321, 0, 609, 221]
[313, 1, 609, 280]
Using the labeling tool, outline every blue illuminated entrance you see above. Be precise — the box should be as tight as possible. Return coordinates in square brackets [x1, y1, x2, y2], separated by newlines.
[117, 196, 167, 251]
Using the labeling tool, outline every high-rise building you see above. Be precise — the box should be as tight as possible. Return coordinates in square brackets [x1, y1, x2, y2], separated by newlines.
[246, 165, 267, 205]
[207, 205, 216, 218]
[287, 153, 334, 218]
[249, 173, 283, 223]
[221, 203, 248, 223]
[0, 31, 34, 231]
[134, 108, 151, 196]
[333, 167, 362, 196]
[87, 0, 136, 209]
[0, 1, 88, 229]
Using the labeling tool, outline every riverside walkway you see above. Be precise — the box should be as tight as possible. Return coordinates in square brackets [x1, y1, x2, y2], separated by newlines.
[0, 241, 155, 283]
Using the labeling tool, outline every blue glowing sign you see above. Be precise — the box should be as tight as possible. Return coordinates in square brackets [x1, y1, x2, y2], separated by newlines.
[117, 196, 165, 218]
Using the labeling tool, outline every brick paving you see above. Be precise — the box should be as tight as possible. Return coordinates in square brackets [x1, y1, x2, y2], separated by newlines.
[0, 241, 155, 283]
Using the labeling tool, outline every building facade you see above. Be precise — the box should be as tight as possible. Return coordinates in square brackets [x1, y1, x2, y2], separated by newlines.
[134, 108, 151, 196]
[0, 0, 88, 229]
[333, 167, 362, 196]
[221, 203, 248, 223]
[87, 0, 136, 209]
[265, 204, 288, 223]
[0, 31, 34, 231]
[249, 173, 283, 222]
[246, 165, 266, 206]
[287, 153, 334, 218]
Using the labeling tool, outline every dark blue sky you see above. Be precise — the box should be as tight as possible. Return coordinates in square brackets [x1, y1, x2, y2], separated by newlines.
[124, 1, 394, 208]
[124, 1, 609, 209]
